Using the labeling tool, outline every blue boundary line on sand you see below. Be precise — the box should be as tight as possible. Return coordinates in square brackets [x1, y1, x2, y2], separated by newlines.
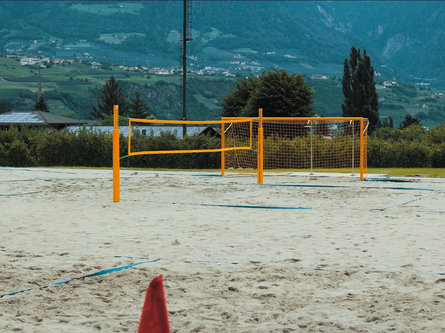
[115, 255, 244, 265]
[369, 178, 415, 183]
[376, 191, 443, 211]
[0, 191, 42, 197]
[0, 177, 84, 183]
[2, 253, 444, 298]
[416, 209, 445, 214]
[200, 203, 311, 210]
[258, 183, 437, 191]
[293, 265, 444, 276]
[0, 258, 160, 298]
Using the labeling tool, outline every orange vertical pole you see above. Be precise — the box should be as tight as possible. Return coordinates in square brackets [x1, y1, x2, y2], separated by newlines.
[113, 105, 120, 202]
[257, 108, 264, 184]
[221, 121, 225, 176]
[359, 118, 364, 181]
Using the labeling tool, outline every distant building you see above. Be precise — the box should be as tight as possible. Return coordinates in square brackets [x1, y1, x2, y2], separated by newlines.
[0, 111, 85, 130]
[383, 80, 399, 87]
[311, 74, 328, 80]
[19, 57, 41, 66]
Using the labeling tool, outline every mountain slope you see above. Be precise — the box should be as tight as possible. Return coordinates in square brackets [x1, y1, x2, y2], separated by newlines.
[1, 1, 445, 88]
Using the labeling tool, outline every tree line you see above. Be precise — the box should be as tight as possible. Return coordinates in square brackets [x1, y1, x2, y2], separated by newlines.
[1, 123, 444, 168]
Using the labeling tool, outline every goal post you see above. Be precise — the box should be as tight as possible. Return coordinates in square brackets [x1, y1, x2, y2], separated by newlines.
[222, 112, 369, 183]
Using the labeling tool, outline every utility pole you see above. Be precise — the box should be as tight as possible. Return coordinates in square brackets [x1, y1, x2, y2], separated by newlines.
[182, 0, 192, 138]
[37, 67, 42, 101]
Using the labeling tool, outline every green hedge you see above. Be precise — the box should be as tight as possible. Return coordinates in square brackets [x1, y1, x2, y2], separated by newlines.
[0, 127, 221, 169]
[1, 124, 445, 168]
[368, 124, 445, 167]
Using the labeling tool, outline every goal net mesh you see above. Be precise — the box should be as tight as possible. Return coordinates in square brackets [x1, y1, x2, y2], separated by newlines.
[223, 118, 368, 175]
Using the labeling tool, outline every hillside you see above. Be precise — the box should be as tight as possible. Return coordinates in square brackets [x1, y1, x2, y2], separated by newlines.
[0, 55, 236, 120]
[1, 2, 445, 89]
[2, 55, 445, 127]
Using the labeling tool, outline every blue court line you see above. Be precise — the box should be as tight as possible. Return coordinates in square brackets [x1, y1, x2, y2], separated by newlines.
[0, 177, 84, 183]
[0, 179, 38, 183]
[293, 266, 444, 275]
[0, 191, 42, 197]
[377, 191, 443, 211]
[365, 269, 402, 274]
[0, 258, 160, 298]
[200, 203, 311, 210]
[115, 256, 244, 265]
[2, 255, 444, 298]
[260, 184, 345, 189]
[0, 168, 73, 174]
[258, 184, 437, 191]
[416, 210, 445, 214]
[369, 178, 415, 183]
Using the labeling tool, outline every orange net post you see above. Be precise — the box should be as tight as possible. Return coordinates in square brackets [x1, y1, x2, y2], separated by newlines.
[221, 122, 225, 176]
[257, 108, 264, 184]
[112, 105, 120, 203]
[223, 117, 368, 180]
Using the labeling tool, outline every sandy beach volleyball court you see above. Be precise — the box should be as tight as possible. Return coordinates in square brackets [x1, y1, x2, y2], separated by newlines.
[1, 167, 444, 332]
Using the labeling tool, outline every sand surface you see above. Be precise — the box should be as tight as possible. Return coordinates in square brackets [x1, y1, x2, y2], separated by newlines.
[1, 168, 444, 332]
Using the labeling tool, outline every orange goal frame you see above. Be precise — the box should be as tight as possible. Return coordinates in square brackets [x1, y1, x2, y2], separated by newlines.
[221, 109, 368, 184]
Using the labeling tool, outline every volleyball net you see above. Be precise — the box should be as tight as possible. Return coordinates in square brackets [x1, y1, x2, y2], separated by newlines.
[112, 105, 368, 202]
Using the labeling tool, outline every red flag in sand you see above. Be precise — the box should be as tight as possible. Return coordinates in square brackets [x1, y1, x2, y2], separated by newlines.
[138, 275, 171, 333]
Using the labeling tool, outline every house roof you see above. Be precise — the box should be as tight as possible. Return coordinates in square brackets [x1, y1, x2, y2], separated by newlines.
[0, 111, 86, 126]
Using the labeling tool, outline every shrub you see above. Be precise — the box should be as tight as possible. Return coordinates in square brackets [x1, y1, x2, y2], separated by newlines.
[1, 123, 445, 169]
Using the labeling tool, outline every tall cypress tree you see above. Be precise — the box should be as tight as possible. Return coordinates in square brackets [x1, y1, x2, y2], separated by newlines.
[342, 46, 379, 133]
[341, 58, 352, 117]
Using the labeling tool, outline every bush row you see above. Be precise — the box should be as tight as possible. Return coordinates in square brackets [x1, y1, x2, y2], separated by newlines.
[0, 127, 221, 169]
[0, 125, 444, 168]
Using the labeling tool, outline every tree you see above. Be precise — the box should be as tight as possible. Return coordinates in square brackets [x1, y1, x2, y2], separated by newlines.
[91, 76, 129, 121]
[222, 69, 314, 117]
[221, 77, 257, 117]
[34, 96, 49, 112]
[129, 91, 152, 119]
[0, 99, 12, 114]
[400, 114, 420, 129]
[342, 46, 379, 133]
